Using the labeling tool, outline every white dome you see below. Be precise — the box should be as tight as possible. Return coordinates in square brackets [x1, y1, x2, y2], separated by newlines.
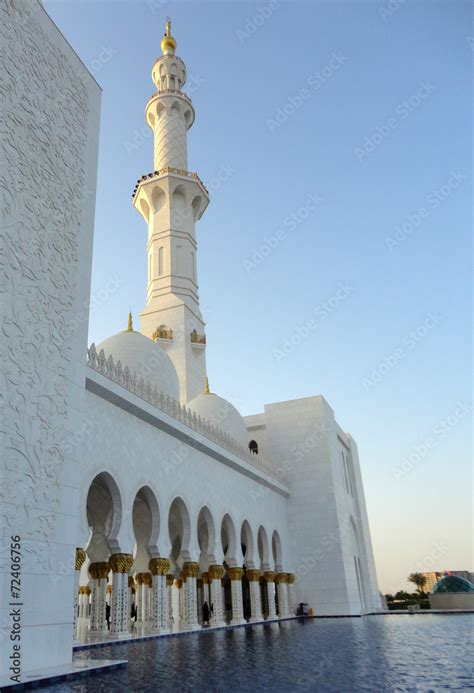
[97, 330, 180, 401]
[187, 390, 249, 447]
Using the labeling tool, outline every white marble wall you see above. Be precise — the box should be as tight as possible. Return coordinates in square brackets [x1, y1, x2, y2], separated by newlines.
[0, 0, 100, 678]
[256, 396, 381, 615]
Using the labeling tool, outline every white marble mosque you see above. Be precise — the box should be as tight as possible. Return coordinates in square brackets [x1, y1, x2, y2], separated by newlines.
[1, 3, 381, 683]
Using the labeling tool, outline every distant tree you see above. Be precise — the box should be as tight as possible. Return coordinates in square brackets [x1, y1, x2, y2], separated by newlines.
[385, 594, 394, 602]
[408, 573, 427, 594]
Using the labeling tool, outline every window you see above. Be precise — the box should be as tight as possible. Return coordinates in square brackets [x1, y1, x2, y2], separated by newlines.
[249, 440, 258, 455]
[342, 451, 350, 494]
[158, 246, 164, 276]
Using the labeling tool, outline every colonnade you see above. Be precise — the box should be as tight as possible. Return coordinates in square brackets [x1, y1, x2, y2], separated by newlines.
[74, 549, 296, 640]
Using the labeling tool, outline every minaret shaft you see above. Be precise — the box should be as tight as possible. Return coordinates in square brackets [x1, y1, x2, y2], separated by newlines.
[133, 20, 209, 404]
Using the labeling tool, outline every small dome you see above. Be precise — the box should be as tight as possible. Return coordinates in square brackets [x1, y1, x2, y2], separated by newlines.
[187, 388, 249, 447]
[97, 329, 180, 401]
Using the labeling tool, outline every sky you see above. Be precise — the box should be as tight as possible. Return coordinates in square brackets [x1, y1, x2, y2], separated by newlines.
[44, 0, 472, 594]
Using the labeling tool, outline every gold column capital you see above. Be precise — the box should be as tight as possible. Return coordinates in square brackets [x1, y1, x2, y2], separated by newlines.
[201, 571, 209, 584]
[287, 573, 295, 584]
[246, 569, 261, 582]
[75, 548, 86, 571]
[182, 561, 200, 578]
[109, 553, 134, 573]
[208, 564, 225, 580]
[228, 567, 244, 581]
[89, 562, 110, 581]
[149, 557, 171, 576]
[128, 576, 134, 588]
[264, 571, 275, 583]
[176, 578, 183, 589]
[275, 572, 289, 584]
[166, 574, 175, 586]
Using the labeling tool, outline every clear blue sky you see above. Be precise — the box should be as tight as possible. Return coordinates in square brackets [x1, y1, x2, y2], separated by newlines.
[44, 0, 472, 593]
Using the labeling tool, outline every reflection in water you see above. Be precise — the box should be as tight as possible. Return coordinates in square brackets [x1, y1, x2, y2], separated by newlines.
[47, 615, 473, 691]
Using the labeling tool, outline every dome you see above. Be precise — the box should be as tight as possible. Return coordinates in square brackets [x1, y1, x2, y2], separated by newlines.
[97, 329, 180, 401]
[187, 384, 249, 447]
[432, 575, 474, 594]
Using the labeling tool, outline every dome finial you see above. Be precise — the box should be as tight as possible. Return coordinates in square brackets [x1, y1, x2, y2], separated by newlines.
[204, 376, 210, 394]
[161, 16, 177, 55]
[127, 310, 133, 332]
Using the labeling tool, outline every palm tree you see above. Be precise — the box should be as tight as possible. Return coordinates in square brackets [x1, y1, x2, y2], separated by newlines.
[408, 572, 427, 594]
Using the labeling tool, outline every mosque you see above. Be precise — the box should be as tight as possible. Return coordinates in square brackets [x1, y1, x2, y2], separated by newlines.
[1, 3, 381, 683]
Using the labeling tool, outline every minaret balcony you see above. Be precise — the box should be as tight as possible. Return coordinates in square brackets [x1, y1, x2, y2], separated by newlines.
[152, 326, 174, 343]
[132, 168, 209, 200]
[190, 330, 206, 348]
[148, 89, 193, 105]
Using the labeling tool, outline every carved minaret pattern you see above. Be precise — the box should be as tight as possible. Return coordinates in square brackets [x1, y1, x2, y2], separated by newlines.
[133, 19, 209, 404]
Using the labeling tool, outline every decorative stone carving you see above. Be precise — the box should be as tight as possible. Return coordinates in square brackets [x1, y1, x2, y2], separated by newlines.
[149, 557, 171, 576]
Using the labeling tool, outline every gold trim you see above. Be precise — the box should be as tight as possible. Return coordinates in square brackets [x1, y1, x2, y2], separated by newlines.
[75, 548, 86, 571]
[149, 558, 171, 576]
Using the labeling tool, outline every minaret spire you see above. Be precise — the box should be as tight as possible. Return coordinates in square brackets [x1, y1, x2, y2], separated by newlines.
[132, 21, 210, 404]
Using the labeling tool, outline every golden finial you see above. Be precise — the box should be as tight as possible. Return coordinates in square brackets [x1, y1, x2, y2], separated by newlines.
[161, 16, 177, 55]
[127, 311, 133, 332]
[204, 377, 210, 394]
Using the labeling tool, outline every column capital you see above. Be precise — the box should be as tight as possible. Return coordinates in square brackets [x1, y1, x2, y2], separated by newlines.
[106, 585, 113, 594]
[149, 557, 171, 576]
[208, 564, 225, 580]
[109, 553, 134, 573]
[75, 548, 86, 571]
[264, 571, 275, 583]
[128, 576, 135, 588]
[166, 574, 175, 586]
[135, 571, 153, 586]
[287, 573, 295, 584]
[246, 569, 260, 582]
[182, 561, 200, 578]
[275, 572, 289, 584]
[228, 567, 244, 581]
[176, 578, 183, 589]
[89, 562, 110, 580]
[201, 571, 209, 584]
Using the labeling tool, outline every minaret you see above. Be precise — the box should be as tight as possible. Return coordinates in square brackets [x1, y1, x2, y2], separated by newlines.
[133, 19, 210, 404]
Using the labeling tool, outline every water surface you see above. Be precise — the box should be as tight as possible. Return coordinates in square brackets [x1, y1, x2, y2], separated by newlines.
[47, 614, 473, 691]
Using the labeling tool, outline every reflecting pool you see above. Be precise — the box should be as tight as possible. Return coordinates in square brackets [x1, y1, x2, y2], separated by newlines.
[46, 614, 473, 691]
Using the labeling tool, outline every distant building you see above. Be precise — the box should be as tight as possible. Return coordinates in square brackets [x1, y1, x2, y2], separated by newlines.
[428, 575, 474, 611]
[422, 571, 474, 592]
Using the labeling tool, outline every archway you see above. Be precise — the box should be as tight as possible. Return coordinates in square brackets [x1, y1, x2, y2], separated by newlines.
[168, 497, 191, 571]
[272, 530, 283, 571]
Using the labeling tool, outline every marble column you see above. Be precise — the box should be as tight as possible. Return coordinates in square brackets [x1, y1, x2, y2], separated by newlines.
[208, 565, 226, 626]
[275, 572, 291, 618]
[287, 573, 296, 614]
[73, 548, 86, 640]
[181, 562, 200, 630]
[247, 569, 263, 622]
[109, 553, 134, 637]
[149, 558, 170, 634]
[228, 567, 245, 625]
[264, 571, 277, 620]
[89, 562, 110, 633]
[176, 578, 183, 626]
[166, 574, 174, 629]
